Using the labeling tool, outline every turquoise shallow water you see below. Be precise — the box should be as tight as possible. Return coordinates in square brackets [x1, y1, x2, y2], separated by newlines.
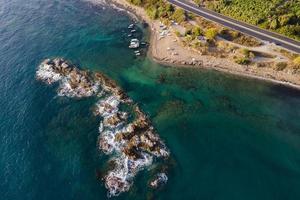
[1, 0, 300, 199]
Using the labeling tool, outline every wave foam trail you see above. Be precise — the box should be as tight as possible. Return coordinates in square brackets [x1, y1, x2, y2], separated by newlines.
[36, 58, 169, 197]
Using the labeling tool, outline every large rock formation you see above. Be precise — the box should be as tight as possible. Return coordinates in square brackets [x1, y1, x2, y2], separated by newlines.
[36, 58, 169, 197]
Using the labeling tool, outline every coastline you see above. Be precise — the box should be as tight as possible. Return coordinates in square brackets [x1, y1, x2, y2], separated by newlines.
[109, 0, 300, 90]
[4, 1, 300, 199]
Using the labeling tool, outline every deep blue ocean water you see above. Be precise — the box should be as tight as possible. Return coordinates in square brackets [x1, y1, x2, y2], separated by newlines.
[1, 0, 300, 199]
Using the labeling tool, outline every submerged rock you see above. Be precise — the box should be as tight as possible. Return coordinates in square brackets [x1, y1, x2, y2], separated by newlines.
[149, 173, 168, 188]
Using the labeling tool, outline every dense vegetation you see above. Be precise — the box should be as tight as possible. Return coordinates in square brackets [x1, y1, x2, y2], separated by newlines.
[194, 0, 300, 41]
[127, 0, 182, 21]
[127, 0, 220, 40]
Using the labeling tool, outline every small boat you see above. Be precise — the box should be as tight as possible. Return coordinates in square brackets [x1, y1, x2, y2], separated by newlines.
[135, 52, 141, 56]
[128, 24, 134, 29]
[134, 50, 140, 53]
[129, 39, 140, 49]
[131, 29, 136, 33]
[128, 34, 132, 37]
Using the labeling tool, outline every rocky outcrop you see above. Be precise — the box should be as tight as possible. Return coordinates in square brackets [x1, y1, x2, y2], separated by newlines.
[36, 58, 99, 98]
[36, 58, 169, 197]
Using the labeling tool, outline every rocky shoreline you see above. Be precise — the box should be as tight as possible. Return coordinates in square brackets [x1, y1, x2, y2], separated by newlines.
[36, 58, 169, 197]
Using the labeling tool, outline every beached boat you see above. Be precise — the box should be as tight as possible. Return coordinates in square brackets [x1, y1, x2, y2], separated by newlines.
[128, 24, 134, 29]
[129, 39, 139, 49]
[134, 50, 141, 56]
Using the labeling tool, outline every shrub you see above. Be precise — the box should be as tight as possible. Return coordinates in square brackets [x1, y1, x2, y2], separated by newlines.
[193, 0, 201, 6]
[185, 27, 192, 36]
[205, 28, 218, 40]
[192, 26, 202, 37]
[293, 56, 300, 66]
[146, 7, 158, 19]
[185, 35, 193, 43]
[269, 19, 279, 29]
[129, 0, 142, 6]
[231, 31, 240, 39]
[165, 3, 174, 13]
[172, 9, 186, 23]
[188, 13, 196, 20]
[241, 48, 250, 57]
[235, 57, 251, 65]
[175, 30, 181, 37]
[275, 62, 287, 71]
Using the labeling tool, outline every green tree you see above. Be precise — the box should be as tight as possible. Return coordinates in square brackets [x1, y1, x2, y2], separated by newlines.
[192, 26, 202, 37]
[175, 30, 181, 37]
[193, 0, 201, 6]
[129, 0, 142, 6]
[165, 3, 174, 12]
[279, 14, 293, 27]
[172, 9, 186, 23]
[146, 7, 158, 19]
[270, 19, 279, 29]
[205, 28, 218, 40]
[241, 48, 250, 58]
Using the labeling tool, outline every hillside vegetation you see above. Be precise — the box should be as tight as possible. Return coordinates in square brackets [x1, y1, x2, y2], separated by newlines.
[196, 0, 300, 41]
[127, 0, 179, 20]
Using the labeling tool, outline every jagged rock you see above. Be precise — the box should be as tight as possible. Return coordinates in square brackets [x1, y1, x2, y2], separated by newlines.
[103, 112, 127, 128]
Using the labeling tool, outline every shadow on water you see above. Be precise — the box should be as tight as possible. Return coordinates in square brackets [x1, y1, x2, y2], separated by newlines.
[269, 84, 300, 99]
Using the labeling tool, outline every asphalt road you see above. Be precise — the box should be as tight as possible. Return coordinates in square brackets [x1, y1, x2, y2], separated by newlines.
[168, 0, 300, 54]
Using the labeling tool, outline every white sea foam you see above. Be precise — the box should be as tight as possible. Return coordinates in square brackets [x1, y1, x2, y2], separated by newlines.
[95, 95, 120, 117]
[57, 79, 99, 98]
[104, 153, 153, 197]
[95, 94, 169, 196]
[36, 58, 100, 98]
[36, 62, 62, 84]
